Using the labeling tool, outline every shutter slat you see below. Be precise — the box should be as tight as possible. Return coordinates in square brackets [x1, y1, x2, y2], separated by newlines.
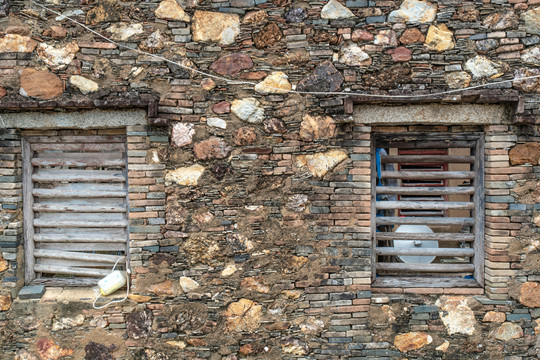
[376, 186, 475, 195]
[376, 263, 475, 273]
[39, 242, 126, 252]
[34, 264, 111, 277]
[381, 171, 475, 180]
[376, 201, 474, 210]
[34, 219, 128, 228]
[33, 189, 126, 198]
[35, 233, 125, 243]
[375, 232, 475, 242]
[376, 216, 475, 226]
[381, 155, 475, 164]
[32, 158, 125, 167]
[36, 258, 119, 268]
[376, 247, 474, 257]
[34, 249, 125, 264]
[34, 203, 126, 213]
[33, 169, 125, 183]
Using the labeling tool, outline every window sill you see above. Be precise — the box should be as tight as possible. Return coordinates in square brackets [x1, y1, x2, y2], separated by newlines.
[372, 277, 483, 295]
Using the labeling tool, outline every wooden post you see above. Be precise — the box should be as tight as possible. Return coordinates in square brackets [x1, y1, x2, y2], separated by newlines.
[473, 135, 485, 286]
[370, 136, 377, 283]
[22, 138, 35, 284]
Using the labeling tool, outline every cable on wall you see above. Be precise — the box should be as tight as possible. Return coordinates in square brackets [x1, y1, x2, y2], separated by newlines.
[28, 0, 540, 99]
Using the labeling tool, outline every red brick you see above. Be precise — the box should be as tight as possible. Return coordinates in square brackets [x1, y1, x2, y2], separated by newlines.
[129, 178, 156, 185]
[129, 211, 158, 218]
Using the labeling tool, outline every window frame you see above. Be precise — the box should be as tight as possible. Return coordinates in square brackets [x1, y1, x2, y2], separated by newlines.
[21, 130, 130, 287]
[370, 131, 485, 289]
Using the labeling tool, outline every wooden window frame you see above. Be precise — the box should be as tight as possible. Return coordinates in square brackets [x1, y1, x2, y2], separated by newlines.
[22, 130, 130, 287]
[371, 132, 485, 289]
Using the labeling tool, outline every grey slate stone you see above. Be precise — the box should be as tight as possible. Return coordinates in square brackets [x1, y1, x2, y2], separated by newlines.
[507, 313, 531, 321]
[414, 305, 439, 313]
[18, 285, 45, 300]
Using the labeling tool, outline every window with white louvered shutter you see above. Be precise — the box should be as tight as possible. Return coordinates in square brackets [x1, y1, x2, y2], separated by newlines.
[22, 130, 129, 286]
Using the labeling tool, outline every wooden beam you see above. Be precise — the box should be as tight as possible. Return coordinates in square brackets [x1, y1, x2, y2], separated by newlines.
[376, 140, 476, 149]
[376, 186, 475, 196]
[372, 277, 481, 288]
[375, 132, 482, 141]
[26, 135, 126, 143]
[376, 216, 475, 226]
[31, 278, 100, 286]
[376, 247, 474, 257]
[30, 143, 125, 152]
[376, 201, 474, 210]
[376, 263, 475, 273]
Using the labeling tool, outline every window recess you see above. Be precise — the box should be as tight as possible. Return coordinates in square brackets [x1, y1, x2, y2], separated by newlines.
[371, 132, 484, 288]
[22, 131, 129, 286]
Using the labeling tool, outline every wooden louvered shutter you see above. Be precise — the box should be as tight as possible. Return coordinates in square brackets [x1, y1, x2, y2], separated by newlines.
[372, 132, 484, 288]
[22, 131, 129, 286]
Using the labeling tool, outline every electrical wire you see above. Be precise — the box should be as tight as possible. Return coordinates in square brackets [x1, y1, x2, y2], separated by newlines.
[92, 257, 130, 309]
[28, 0, 540, 99]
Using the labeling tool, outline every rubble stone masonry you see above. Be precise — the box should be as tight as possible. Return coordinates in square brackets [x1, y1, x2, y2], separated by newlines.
[0, 0, 540, 359]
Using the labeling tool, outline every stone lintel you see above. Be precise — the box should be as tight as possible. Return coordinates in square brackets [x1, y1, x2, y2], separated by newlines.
[353, 104, 509, 125]
[0, 109, 147, 129]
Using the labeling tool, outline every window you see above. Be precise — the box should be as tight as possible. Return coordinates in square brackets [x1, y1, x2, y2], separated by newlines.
[22, 130, 129, 286]
[371, 132, 484, 288]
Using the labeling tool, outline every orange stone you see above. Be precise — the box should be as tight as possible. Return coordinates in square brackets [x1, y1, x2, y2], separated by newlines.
[36, 339, 73, 360]
[149, 280, 174, 296]
[19, 68, 63, 100]
[0, 294, 11, 311]
[224, 298, 262, 332]
[483, 311, 506, 322]
[187, 338, 206, 347]
[394, 332, 432, 352]
[509, 143, 540, 166]
[519, 282, 540, 307]
[241, 277, 270, 294]
[0, 256, 8, 272]
[128, 294, 152, 303]
[494, 322, 523, 341]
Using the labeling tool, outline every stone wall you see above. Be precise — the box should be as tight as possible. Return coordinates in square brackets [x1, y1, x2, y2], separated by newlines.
[0, 0, 540, 359]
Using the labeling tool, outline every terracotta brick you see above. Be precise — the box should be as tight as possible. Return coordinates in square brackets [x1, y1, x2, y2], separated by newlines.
[129, 211, 158, 218]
